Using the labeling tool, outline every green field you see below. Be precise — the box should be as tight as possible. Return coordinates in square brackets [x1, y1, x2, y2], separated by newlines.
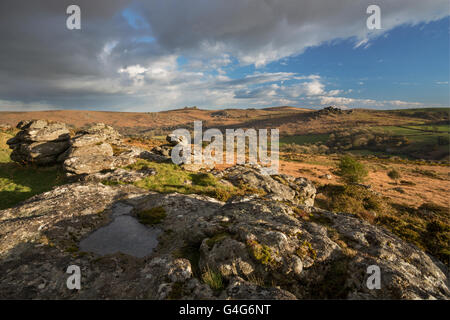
[402, 124, 449, 133]
[280, 134, 329, 146]
[279, 124, 449, 160]
[0, 132, 66, 210]
[372, 125, 449, 144]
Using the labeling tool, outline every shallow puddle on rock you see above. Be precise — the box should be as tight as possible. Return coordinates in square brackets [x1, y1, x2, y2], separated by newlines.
[111, 203, 134, 218]
[79, 203, 161, 258]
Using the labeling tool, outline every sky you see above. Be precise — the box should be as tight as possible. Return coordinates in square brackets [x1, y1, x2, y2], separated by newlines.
[0, 0, 448, 112]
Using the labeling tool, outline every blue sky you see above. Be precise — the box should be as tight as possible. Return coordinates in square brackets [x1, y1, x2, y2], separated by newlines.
[201, 18, 449, 109]
[0, 0, 449, 111]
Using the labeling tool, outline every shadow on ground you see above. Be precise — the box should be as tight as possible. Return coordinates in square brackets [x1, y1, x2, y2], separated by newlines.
[0, 161, 66, 210]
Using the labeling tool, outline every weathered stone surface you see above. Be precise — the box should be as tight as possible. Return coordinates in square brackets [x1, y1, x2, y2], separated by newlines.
[166, 133, 189, 146]
[10, 140, 71, 165]
[139, 150, 171, 163]
[63, 155, 115, 175]
[74, 123, 122, 146]
[63, 152, 140, 176]
[81, 168, 156, 183]
[151, 145, 172, 158]
[214, 165, 316, 206]
[62, 123, 137, 175]
[199, 237, 255, 278]
[225, 277, 297, 300]
[10, 120, 70, 142]
[66, 142, 113, 158]
[0, 168, 448, 300]
[0, 182, 146, 256]
[7, 120, 71, 165]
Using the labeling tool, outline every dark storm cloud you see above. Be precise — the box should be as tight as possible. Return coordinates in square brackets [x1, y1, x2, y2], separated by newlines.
[0, 0, 448, 110]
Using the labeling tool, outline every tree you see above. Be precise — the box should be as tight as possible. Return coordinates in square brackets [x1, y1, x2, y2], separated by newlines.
[336, 155, 368, 184]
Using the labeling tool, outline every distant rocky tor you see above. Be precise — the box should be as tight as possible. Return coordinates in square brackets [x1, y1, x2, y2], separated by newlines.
[0, 119, 448, 299]
[313, 106, 353, 118]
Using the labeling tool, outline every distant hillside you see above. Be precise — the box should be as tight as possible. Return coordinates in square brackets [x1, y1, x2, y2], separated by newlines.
[0, 107, 448, 137]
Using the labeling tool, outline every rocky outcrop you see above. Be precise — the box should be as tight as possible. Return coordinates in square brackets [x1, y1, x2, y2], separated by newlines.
[0, 175, 447, 299]
[211, 110, 232, 118]
[214, 165, 316, 206]
[149, 145, 173, 162]
[73, 123, 122, 146]
[150, 135, 214, 172]
[166, 133, 189, 146]
[314, 106, 352, 118]
[62, 123, 136, 175]
[6, 120, 71, 165]
[150, 133, 188, 163]
[80, 167, 157, 184]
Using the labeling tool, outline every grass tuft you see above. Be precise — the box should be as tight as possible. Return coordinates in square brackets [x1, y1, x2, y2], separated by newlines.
[201, 265, 224, 291]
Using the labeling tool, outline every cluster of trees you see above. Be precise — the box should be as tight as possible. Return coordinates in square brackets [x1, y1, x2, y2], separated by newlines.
[281, 143, 329, 154]
[326, 129, 409, 152]
[281, 129, 410, 155]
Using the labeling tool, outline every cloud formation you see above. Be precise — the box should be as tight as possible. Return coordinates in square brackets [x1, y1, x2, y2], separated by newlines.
[0, 0, 448, 111]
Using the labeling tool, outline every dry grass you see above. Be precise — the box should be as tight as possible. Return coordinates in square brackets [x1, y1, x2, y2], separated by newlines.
[0, 107, 442, 137]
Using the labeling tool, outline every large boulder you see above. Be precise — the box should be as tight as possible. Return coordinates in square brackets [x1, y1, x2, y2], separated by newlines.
[74, 123, 122, 146]
[62, 123, 133, 175]
[63, 152, 139, 176]
[166, 133, 189, 146]
[213, 165, 316, 206]
[6, 120, 71, 165]
[65, 142, 113, 159]
[0, 183, 447, 300]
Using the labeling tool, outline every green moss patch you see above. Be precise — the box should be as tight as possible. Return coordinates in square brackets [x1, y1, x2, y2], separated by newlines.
[127, 159, 260, 202]
[205, 232, 231, 248]
[247, 240, 274, 266]
[137, 206, 167, 226]
[296, 240, 317, 261]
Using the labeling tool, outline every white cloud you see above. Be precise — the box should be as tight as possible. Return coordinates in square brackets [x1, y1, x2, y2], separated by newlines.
[304, 80, 325, 96]
[318, 96, 427, 109]
[118, 65, 149, 78]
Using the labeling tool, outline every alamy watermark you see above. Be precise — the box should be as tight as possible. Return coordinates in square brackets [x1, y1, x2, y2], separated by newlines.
[65, 4, 382, 31]
[66, 5, 81, 30]
[366, 265, 381, 289]
[66, 265, 81, 290]
[367, 5, 382, 30]
[170, 121, 280, 175]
